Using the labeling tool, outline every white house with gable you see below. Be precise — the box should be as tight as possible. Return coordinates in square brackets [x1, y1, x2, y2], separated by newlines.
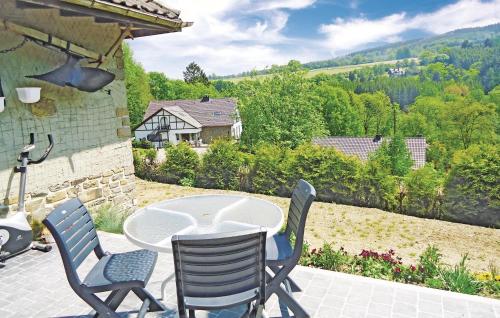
[134, 97, 242, 148]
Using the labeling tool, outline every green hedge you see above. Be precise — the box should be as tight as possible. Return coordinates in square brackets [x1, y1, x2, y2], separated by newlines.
[132, 141, 499, 228]
[443, 144, 500, 227]
[197, 139, 243, 190]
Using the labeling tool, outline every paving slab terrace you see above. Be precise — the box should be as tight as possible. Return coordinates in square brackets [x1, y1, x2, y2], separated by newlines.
[0, 232, 498, 318]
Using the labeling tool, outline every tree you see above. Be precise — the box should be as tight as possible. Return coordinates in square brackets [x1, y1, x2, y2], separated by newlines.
[396, 47, 411, 59]
[442, 98, 496, 149]
[236, 61, 327, 149]
[386, 134, 413, 177]
[148, 72, 170, 100]
[359, 92, 391, 135]
[183, 62, 209, 86]
[123, 43, 151, 127]
[315, 84, 363, 136]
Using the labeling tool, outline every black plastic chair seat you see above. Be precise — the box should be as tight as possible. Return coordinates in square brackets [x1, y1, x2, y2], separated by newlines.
[83, 249, 157, 293]
[266, 233, 293, 266]
[184, 288, 260, 310]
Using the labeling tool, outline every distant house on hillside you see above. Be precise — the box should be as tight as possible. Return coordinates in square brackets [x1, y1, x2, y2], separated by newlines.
[313, 136, 427, 169]
[388, 67, 406, 77]
[134, 97, 242, 147]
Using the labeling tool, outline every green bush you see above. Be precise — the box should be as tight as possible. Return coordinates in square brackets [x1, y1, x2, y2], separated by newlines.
[198, 139, 242, 190]
[159, 142, 199, 184]
[250, 144, 292, 196]
[93, 204, 127, 234]
[132, 139, 154, 149]
[132, 148, 157, 179]
[443, 144, 500, 227]
[289, 144, 362, 204]
[357, 150, 398, 210]
[403, 166, 443, 218]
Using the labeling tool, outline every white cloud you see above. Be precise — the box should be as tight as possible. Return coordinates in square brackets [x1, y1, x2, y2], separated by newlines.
[128, 0, 500, 78]
[320, 0, 500, 55]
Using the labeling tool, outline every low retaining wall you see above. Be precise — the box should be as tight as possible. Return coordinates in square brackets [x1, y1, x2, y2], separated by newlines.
[1, 166, 136, 220]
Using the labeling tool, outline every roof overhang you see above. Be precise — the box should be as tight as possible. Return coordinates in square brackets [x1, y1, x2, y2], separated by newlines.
[16, 0, 192, 37]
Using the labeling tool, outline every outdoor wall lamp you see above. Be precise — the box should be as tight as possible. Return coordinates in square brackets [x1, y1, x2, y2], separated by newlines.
[16, 87, 41, 104]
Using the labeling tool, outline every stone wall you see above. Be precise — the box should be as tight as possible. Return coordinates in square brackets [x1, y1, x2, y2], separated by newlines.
[0, 0, 135, 219]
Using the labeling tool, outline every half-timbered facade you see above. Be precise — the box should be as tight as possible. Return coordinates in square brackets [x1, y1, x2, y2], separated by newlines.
[134, 97, 242, 147]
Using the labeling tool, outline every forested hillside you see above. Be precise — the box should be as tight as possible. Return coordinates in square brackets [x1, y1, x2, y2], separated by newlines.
[210, 23, 499, 80]
[125, 33, 499, 227]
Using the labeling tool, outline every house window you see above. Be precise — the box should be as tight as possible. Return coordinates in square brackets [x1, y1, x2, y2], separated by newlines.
[212, 111, 223, 117]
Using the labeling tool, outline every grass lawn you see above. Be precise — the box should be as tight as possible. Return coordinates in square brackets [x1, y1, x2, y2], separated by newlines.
[136, 178, 499, 273]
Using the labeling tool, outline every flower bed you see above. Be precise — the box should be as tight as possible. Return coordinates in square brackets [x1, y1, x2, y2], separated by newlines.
[300, 244, 499, 298]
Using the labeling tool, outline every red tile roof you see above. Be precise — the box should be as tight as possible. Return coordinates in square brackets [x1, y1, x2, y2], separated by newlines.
[313, 136, 427, 168]
[145, 98, 238, 127]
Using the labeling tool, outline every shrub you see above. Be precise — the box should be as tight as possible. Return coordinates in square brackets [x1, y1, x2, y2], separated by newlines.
[300, 244, 351, 272]
[250, 144, 292, 196]
[403, 166, 443, 218]
[289, 143, 362, 204]
[159, 142, 199, 184]
[132, 139, 154, 149]
[132, 148, 157, 179]
[442, 144, 500, 227]
[357, 149, 398, 210]
[93, 204, 127, 234]
[198, 139, 242, 190]
[418, 245, 442, 280]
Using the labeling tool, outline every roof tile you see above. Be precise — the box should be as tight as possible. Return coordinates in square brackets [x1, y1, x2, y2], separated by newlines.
[100, 0, 180, 19]
[313, 136, 427, 168]
[145, 98, 238, 127]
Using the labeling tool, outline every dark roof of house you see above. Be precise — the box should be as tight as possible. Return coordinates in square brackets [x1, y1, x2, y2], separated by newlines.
[101, 0, 180, 19]
[313, 136, 427, 168]
[144, 98, 238, 127]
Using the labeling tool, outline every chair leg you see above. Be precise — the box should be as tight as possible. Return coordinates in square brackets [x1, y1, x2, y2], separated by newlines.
[189, 309, 196, 318]
[269, 266, 301, 292]
[105, 288, 130, 312]
[82, 292, 122, 318]
[132, 287, 167, 312]
[275, 286, 310, 318]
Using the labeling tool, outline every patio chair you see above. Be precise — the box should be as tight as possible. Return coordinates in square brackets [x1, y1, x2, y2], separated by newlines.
[171, 228, 267, 318]
[42, 198, 166, 318]
[265, 179, 316, 318]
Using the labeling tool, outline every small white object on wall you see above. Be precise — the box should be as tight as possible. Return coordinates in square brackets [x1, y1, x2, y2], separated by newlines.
[16, 87, 41, 103]
[0, 97, 5, 112]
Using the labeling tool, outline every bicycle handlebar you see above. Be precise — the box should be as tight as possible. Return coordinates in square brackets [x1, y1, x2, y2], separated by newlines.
[17, 134, 54, 164]
[29, 134, 54, 165]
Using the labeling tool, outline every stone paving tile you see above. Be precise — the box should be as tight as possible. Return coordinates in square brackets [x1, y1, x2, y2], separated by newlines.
[1, 232, 498, 318]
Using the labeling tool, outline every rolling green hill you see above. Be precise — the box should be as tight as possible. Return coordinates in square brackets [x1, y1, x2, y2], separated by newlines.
[211, 23, 499, 81]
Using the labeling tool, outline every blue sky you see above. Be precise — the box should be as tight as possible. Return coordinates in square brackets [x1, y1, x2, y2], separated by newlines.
[128, 0, 500, 78]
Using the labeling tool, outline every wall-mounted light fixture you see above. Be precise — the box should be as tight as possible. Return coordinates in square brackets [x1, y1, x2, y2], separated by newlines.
[16, 87, 41, 104]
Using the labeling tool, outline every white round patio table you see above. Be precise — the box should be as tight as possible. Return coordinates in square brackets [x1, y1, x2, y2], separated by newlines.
[123, 194, 284, 300]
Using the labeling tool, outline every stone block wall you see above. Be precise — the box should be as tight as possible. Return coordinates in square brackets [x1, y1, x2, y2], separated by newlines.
[0, 0, 135, 219]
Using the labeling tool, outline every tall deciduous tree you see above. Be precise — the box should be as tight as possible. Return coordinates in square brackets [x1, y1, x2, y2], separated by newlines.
[315, 84, 363, 136]
[236, 61, 327, 149]
[123, 43, 151, 127]
[359, 91, 391, 136]
[183, 62, 209, 86]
